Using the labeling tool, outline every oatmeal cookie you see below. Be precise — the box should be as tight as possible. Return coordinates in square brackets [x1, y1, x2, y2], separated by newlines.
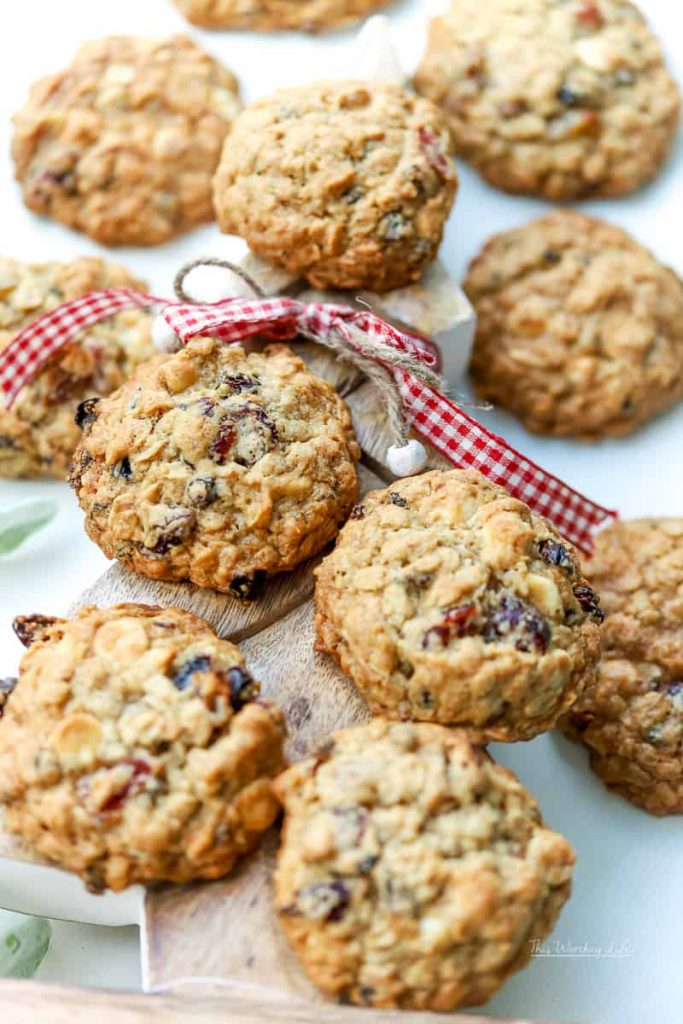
[563, 519, 683, 815]
[274, 719, 575, 1010]
[173, 0, 391, 31]
[0, 256, 154, 479]
[465, 212, 683, 440]
[413, 0, 679, 199]
[70, 339, 360, 596]
[314, 470, 602, 742]
[213, 80, 457, 292]
[0, 604, 286, 891]
[12, 36, 240, 246]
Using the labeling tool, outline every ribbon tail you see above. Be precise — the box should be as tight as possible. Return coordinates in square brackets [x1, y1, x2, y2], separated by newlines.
[0, 288, 158, 409]
[396, 370, 617, 554]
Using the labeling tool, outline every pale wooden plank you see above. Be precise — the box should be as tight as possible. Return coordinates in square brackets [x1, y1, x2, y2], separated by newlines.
[0, 980, 551, 1024]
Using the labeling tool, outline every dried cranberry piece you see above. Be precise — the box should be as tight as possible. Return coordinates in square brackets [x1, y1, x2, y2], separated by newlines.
[0, 677, 17, 717]
[173, 654, 213, 692]
[387, 492, 408, 508]
[211, 405, 278, 467]
[418, 126, 455, 181]
[229, 571, 266, 601]
[210, 420, 236, 462]
[297, 881, 350, 922]
[100, 758, 151, 815]
[422, 603, 478, 649]
[75, 397, 101, 429]
[12, 614, 59, 648]
[573, 585, 605, 623]
[538, 539, 574, 572]
[576, 2, 604, 29]
[227, 666, 258, 710]
[221, 373, 260, 394]
[483, 594, 551, 653]
[350, 504, 365, 520]
[112, 456, 132, 480]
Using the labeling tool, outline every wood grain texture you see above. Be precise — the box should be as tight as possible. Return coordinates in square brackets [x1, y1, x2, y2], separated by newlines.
[0, 980, 552, 1024]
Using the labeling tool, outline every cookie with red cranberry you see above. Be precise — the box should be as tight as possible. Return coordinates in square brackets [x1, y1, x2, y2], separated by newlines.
[413, 0, 679, 199]
[465, 212, 683, 439]
[173, 0, 392, 32]
[12, 36, 240, 245]
[0, 604, 286, 891]
[213, 80, 456, 292]
[0, 256, 154, 479]
[563, 519, 683, 815]
[70, 340, 360, 596]
[274, 719, 575, 1009]
[314, 469, 602, 742]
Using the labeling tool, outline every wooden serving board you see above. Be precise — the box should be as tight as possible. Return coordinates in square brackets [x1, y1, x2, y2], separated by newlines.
[0, 340, 549, 1022]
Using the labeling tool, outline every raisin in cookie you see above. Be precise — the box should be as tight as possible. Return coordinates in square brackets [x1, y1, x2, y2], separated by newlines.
[213, 80, 456, 293]
[414, 0, 679, 199]
[0, 604, 286, 891]
[563, 519, 683, 815]
[465, 212, 683, 440]
[173, 0, 391, 31]
[315, 470, 602, 742]
[12, 36, 240, 246]
[274, 719, 574, 1009]
[0, 256, 154, 479]
[70, 340, 360, 596]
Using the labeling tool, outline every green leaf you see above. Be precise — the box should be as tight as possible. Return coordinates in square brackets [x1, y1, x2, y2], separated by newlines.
[0, 501, 57, 556]
[0, 914, 52, 978]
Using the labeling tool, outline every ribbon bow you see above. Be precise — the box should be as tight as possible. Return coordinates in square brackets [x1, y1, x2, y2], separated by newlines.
[0, 261, 616, 553]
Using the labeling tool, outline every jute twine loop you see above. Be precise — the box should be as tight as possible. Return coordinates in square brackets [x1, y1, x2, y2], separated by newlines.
[173, 258, 444, 447]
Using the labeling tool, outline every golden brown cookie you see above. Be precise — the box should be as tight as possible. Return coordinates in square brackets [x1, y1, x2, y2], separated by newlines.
[465, 211, 683, 440]
[563, 519, 683, 815]
[314, 469, 602, 743]
[173, 0, 392, 31]
[414, 0, 679, 199]
[213, 80, 457, 292]
[70, 339, 360, 596]
[0, 256, 154, 479]
[12, 36, 240, 245]
[274, 719, 575, 1010]
[0, 604, 286, 891]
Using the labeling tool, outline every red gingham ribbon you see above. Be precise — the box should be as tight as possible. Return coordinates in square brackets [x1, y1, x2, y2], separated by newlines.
[0, 288, 616, 552]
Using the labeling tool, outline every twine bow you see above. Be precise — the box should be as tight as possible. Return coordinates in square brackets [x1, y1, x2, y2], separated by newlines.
[0, 258, 617, 552]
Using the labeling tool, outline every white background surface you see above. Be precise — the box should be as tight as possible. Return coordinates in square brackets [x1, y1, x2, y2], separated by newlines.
[0, 1, 682, 1020]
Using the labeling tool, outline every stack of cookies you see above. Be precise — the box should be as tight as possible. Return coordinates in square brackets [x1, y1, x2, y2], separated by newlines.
[1, 0, 681, 1015]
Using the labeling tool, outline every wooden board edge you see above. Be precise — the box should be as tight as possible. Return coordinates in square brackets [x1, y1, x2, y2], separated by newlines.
[0, 979, 561, 1024]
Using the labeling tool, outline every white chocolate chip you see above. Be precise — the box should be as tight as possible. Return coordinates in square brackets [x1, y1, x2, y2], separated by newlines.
[575, 37, 617, 72]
